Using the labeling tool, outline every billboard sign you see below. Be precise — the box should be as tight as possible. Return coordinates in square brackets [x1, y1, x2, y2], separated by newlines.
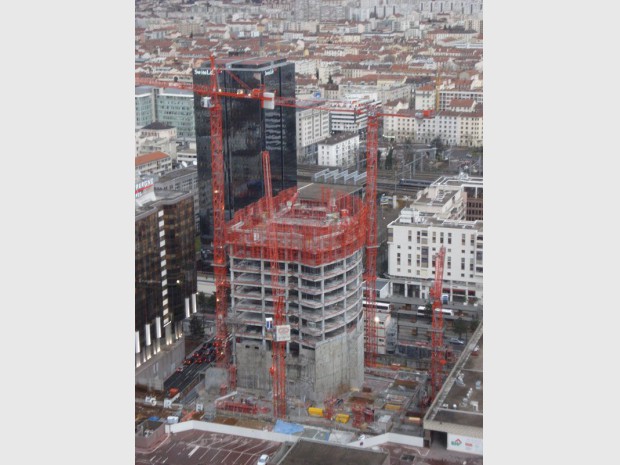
[275, 325, 291, 342]
[447, 433, 483, 455]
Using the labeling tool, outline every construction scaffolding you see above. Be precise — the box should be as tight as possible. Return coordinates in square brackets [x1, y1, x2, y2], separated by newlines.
[227, 186, 368, 400]
[227, 187, 367, 267]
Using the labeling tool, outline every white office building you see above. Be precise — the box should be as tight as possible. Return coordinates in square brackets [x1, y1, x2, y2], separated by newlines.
[296, 106, 331, 163]
[387, 207, 483, 304]
[317, 132, 360, 168]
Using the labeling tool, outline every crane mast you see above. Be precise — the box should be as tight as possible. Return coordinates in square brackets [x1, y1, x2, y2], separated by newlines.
[429, 246, 446, 401]
[205, 56, 236, 389]
[363, 113, 379, 367]
[262, 150, 287, 418]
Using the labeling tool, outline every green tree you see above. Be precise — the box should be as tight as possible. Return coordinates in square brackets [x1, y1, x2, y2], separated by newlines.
[196, 292, 209, 311]
[453, 317, 468, 338]
[431, 136, 444, 159]
[469, 316, 480, 333]
[189, 316, 204, 338]
[385, 147, 394, 171]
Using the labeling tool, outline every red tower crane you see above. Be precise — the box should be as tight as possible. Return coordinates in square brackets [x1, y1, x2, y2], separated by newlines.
[136, 57, 415, 372]
[262, 150, 288, 419]
[137, 59, 277, 392]
[429, 246, 447, 401]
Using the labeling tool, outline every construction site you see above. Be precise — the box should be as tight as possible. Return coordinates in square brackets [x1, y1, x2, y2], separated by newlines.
[135, 56, 482, 459]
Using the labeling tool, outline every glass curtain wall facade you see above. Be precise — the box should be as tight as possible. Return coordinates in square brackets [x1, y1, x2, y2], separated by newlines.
[135, 191, 197, 361]
[135, 87, 155, 129]
[155, 89, 196, 140]
[135, 206, 168, 356]
[161, 195, 198, 325]
[194, 57, 297, 242]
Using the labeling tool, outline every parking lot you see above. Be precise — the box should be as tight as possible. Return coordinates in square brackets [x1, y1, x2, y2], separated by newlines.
[136, 429, 282, 465]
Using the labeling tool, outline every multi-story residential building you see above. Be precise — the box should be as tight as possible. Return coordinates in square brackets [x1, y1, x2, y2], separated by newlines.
[140, 121, 177, 141]
[329, 99, 376, 133]
[388, 105, 483, 147]
[135, 179, 197, 372]
[383, 109, 417, 142]
[414, 84, 436, 111]
[439, 89, 483, 111]
[318, 132, 360, 168]
[292, 58, 318, 76]
[317, 61, 342, 84]
[341, 84, 412, 108]
[193, 56, 297, 242]
[135, 151, 173, 177]
[436, 106, 483, 147]
[418, 0, 483, 16]
[136, 122, 177, 158]
[155, 88, 195, 140]
[296, 105, 330, 163]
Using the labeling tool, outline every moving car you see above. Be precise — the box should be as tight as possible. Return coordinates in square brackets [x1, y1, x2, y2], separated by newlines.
[257, 454, 269, 465]
[448, 337, 465, 345]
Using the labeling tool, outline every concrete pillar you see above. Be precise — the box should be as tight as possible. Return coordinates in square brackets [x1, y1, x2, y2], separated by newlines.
[135, 331, 141, 367]
[155, 317, 162, 353]
[320, 265, 325, 341]
[145, 323, 152, 360]
[165, 321, 172, 345]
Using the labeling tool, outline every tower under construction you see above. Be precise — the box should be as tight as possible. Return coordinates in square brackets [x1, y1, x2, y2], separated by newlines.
[227, 185, 367, 401]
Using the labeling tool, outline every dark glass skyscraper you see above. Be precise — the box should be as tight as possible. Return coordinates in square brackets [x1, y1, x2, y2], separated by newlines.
[193, 57, 297, 242]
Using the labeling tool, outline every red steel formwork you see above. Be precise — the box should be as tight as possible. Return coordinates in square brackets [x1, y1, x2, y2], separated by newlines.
[262, 151, 287, 419]
[429, 246, 447, 402]
[227, 188, 367, 268]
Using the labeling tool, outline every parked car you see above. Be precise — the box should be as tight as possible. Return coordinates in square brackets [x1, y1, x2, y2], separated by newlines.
[257, 454, 269, 465]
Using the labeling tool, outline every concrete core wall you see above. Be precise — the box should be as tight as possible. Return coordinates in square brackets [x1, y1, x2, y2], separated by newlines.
[235, 325, 364, 402]
[314, 325, 364, 399]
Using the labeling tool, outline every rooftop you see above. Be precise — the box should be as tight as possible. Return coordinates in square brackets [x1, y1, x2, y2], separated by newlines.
[155, 166, 197, 183]
[424, 325, 483, 438]
[143, 122, 175, 130]
[319, 132, 359, 146]
[135, 151, 171, 167]
[297, 182, 362, 202]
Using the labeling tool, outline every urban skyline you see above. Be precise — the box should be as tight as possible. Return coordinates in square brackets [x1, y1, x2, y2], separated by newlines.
[135, 1, 485, 463]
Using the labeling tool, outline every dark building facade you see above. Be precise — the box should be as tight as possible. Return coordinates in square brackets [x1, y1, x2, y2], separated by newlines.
[193, 56, 297, 242]
[464, 184, 483, 221]
[135, 180, 197, 366]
